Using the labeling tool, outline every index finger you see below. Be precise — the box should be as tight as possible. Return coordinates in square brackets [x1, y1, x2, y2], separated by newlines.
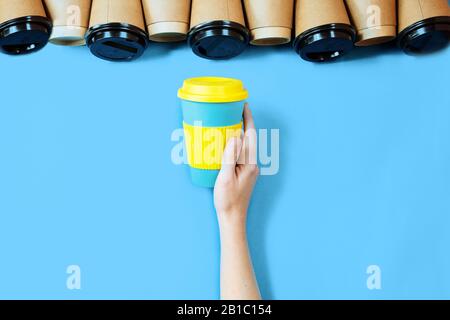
[238, 104, 257, 165]
[243, 103, 256, 132]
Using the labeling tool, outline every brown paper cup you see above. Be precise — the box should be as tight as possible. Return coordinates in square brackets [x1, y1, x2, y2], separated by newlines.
[345, 0, 397, 46]
[295, 0, 351, 37]
[86, 0, 148, 61]
[89, 0, 146, 30]
[399, 0, 450, 33]
[0, 0, 52, 55]
[188, 0, 249, 60]
[142, 0, 191, 42]
[244, 0, 294, 46]
[44, 0, 91, 46]
[398, 0, 450, 54]
[190, 0, 246, 28]
[0, 0, 47, 24]
[293, 0, 355, 62]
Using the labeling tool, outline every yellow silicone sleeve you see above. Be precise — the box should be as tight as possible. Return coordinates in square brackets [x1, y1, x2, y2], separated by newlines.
[183, 122, 243, 170]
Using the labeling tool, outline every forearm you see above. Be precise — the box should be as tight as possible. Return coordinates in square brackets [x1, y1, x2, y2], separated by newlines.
[219, 216, 261, 300]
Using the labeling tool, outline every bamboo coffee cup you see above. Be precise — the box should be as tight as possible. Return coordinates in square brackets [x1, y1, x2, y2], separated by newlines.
[345, 0, 397, 46]
[244, 0, 294, 46]
[188, 0, 250, 60]
[0, 0, 52, 55]
[142, 0, 191, 42]
[178, 77, 247, 188]
[44, 0, 92, 46]
[293, 0, 356, 62]
[86, 0, 149, 61]
[397, 0, 450, 54]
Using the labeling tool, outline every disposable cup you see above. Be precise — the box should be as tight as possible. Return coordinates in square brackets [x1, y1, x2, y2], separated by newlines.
[397, 0, 450, 54]
[188, 0, 250, 60]
[293, 0, 356, 62]
[86, 0, 149, 61]
[44, 0, 92, 46]
[142, 0, 191, 42]
[243, 0, 294, 46]
[345, 0, 397, 46]
[0, 0, 52, 55]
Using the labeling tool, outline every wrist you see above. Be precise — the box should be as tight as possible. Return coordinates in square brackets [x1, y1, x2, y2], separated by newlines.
[218, 213, 247, 238]
[217, 208, 246, 225]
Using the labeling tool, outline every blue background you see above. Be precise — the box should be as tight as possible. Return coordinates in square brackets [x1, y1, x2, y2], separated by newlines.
[0, 37, 449, 299]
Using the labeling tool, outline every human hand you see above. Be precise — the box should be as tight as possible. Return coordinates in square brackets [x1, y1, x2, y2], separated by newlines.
[214, 104, 261, 300]
[214, 104, 259, 230]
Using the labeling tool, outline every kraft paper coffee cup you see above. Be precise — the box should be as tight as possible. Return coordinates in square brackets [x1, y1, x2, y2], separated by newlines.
[398, 0, 450, 54]
[142, 0, 191, 42]
[44, 0, 91, 46]
[188, 0, 250, 60]
[178, 77, 247, 188]
[345, 0, 397, 46]
[293, 0, 356, 62]
[244, 0, 294, 46]
[86, 0, 149, 61]
[0, 0, 52, 55]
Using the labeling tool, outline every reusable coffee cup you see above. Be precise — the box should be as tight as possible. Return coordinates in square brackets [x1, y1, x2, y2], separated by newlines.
[398, 0, 450, 54]
[345, 0, 397, 46]
[178, 77, 247, 188]
[293, 0, 356, 62]
[0, 0, 52, 55]
[188, 0, 250, 60]
[142, 0, 191, 42]
[44, 0, 91, 46]
[244, 0, 294, 46]
[86, 0, 149, 61]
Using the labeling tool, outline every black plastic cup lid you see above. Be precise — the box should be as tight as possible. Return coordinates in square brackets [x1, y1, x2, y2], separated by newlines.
[0, 16, 52, 55]
[188, 20, 250, 60]
[86, 23, 149, 62]
[293, 23, 356, 62]
[397, 16, 450, 55]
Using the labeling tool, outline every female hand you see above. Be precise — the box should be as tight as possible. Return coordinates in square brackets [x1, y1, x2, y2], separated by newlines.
[214, 104, 259, 229]
[214, 104, 261, 300]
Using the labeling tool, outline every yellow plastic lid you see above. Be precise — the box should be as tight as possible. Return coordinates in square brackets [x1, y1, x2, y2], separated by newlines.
[178, 77, 248, 103]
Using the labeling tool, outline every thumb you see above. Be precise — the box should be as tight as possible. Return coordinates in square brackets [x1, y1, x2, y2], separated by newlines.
[218, 137, 242, 179]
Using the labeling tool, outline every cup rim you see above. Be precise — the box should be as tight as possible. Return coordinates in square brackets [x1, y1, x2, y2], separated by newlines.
[187, 20, 250, 60]
[293, 23, 356, 62]
[85, 23, 149, 61]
